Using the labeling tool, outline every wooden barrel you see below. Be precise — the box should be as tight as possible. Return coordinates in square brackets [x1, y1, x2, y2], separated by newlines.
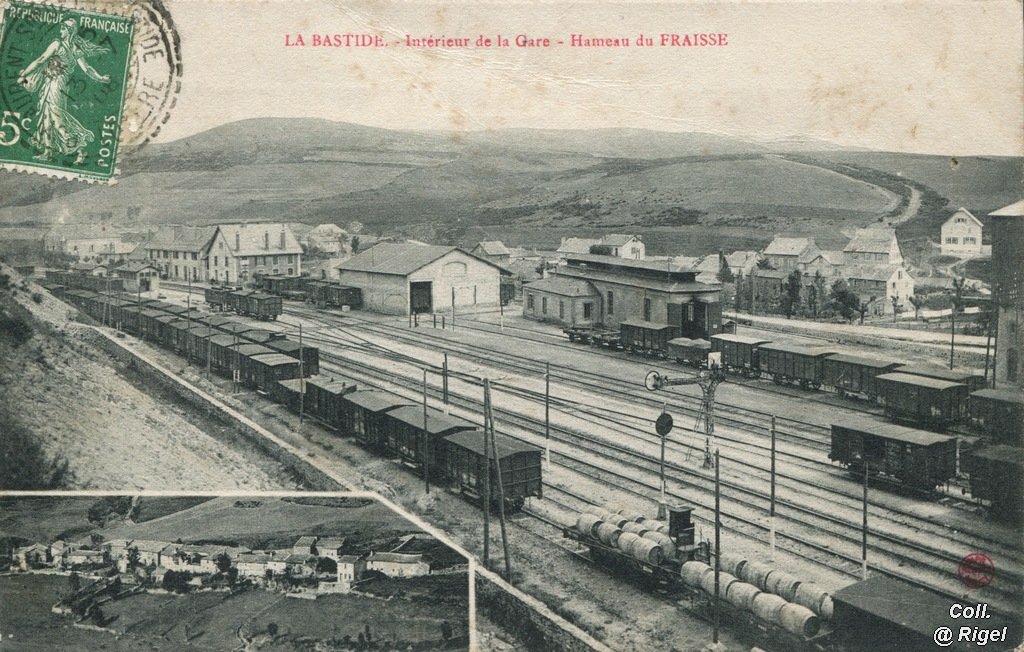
[700, 570, 738, 596]
[596, 522, 622, 547]
[751, 592, 788, 622]
[575, 513, 603, 538]
[793, 582, 831, 617]
[617, 511, 647, 524]
[582, 504, 605, 517]
[642, 531, 676, 559]
[740, 560, 774, 590]
[777, 603, 821, 638]
[600, 511, 629, 528]
[622, 522, 649, 536]
[645, 519, 670, 534]
[630, 538, 664, 566]
[718, 552, 747, 577]
[680, 561, 712, 588]
[725, 581, 761, 611]
[819, 596, 834, 621]
[616, 532, 642, 557]
[765, 570, 802, 602]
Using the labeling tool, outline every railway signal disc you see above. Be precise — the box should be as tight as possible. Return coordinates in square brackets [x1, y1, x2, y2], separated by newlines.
[645, 370, 662, 391]
[656, 412, 674, 436]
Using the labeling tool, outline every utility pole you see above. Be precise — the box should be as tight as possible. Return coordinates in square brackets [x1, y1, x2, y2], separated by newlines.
[451, 287, 456, 331]
[186, 275, 193, 362]
[544, 362, 551, 468]
[770, 415, 777, 560]
[485, 380, 512, 580]
[950, 276, 965, 370]
[713, 448, 721, 646]
[482, 378, 491, 568]
[423, 368, 430, 494]
[442, 353, 449, 409]
[298, 323, 305, 426]
[862, 460, 869, 579]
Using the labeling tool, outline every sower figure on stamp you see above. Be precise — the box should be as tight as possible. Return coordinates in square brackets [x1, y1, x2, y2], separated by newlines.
[17, 19, 110, 164]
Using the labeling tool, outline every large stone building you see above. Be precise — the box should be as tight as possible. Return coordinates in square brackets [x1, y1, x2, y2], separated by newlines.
[988, 200, 1023, 387]
[940, 208, 988, 257]
[336, 243, 504, 315]
[138, 223, 302, 284]
[524, 254, 722, 337]
[44, 223, 136, 265]
[470, 240, 511, 266]
[845, 265, 915, 316]
[556, 234, 645, 260]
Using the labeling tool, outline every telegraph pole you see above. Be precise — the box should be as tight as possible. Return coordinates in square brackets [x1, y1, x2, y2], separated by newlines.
[862, 460, 869, 579]
[770, 415, 777, 560]
[486, 381, 513, 580]
[482, 378, 491, 567]
[298, 323, 305, 426]
[422, 368, 430, 494]
[713, 448, 721, 646]
[544, 362, 551, 468]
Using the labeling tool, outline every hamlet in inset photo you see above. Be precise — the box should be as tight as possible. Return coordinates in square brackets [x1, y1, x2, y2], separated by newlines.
[0, 494, 471, 651]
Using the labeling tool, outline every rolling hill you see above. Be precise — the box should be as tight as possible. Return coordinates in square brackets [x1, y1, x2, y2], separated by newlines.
[0, 118, 1019, 256]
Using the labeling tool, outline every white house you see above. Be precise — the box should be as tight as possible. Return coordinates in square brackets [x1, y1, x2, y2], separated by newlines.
[336, 555, 366, 591]
[365, 552, 431, 578]
[762, 237, 819, 272]
[940, 208, 988, 257]
[316, 537, 346, 561]
[845, 265, 915, 315]
[306, 223, 348, 254]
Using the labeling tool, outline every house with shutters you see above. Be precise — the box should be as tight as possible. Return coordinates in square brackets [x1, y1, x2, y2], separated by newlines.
[762, 237, 819, 272]
[940, 208, 989, 257]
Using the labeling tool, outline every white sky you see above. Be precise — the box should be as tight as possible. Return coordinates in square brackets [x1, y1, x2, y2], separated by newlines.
[161, 0, 1024, 155]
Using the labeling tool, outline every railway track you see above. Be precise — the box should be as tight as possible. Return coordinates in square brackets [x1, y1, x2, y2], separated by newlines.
[302, 334, 1021, 613]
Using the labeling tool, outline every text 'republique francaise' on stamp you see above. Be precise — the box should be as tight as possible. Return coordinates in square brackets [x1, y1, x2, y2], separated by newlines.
[0, 0, 181, 183]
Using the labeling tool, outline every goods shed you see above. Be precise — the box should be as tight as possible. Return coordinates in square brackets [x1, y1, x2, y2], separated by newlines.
[336, 243, 505, 315]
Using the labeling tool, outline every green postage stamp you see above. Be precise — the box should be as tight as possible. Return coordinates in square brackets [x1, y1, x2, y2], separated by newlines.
[0, 0, 134, 182]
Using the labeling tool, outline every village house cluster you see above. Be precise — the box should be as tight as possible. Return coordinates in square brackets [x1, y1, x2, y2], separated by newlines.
[12, 533, 441, 596]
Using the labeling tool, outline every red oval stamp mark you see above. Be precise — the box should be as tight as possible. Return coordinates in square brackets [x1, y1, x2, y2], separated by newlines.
[958, 552, 995, 589]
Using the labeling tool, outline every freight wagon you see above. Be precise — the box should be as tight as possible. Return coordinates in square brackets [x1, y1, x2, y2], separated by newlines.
[963, 444, 1024, 524]
[829, 420, 958, 490]
[759, 343, 836, 388]
[710, 333, 771, 376]
[619, 320, 679, 356]
[442, 429, 544, 510]
[380, 405, 476, 471]
[821, 354, 901, 401]
[969, 388, 1024, 446]
[875, 373, 969, 430]
[666, 338, 711, 367]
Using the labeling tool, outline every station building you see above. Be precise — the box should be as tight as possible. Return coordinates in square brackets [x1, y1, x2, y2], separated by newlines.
[336, 243, 505, 315]
[523, 254, 722, 336]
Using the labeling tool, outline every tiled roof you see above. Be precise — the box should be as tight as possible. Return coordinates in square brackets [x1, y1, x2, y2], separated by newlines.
[944, 208, 983, 227]
[843, 226, 897, 254]
[557, 237, 601, 254]
[845, 265, 908, 282]
[338, 243, 501, 275]
[523, 276, 599, 297]
[602, 234, 639, 246]
[763, 237, 815, 256]
[115, 261, 158, 273]
[367, 552, 424, 564]
[142, 225, 217, 252]
[989, 200, 1024, 217]
[558, 265, 720, 294]
[473, 240, 511, 256]
[215, 223, 303, 257]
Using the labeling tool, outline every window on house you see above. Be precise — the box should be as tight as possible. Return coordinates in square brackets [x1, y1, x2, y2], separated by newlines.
[527, 294, 534, 310]
[542, 297, 548, 314]
[583, 302, 593, 319]
[643, 298, 651, 321]
[559, 300, 565, 319]
[607, 291, 614, 314]
[1007, 348, 1019, 382]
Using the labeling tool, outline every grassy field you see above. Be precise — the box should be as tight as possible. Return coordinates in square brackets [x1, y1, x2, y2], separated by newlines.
[0, 496, 100, 544]
[0, 574, 469, 651]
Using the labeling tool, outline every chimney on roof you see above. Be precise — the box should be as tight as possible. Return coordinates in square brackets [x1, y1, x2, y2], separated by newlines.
[280, 230, 285, 249]
[264, 232, 269, 249]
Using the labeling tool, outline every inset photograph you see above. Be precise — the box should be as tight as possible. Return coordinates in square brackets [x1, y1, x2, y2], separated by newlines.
[0, 494, 471, 651]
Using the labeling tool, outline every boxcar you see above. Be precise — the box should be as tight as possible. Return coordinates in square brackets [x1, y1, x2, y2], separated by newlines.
[895, 364, 986, 393]
[380, 405, 477, 471]
[442, 429, 543, 511]
[234, 291, 282, 320]
[831, 576, 1019, 652]
[184, 326, 217, 362]
[204, 287, 233, 310]
[217, 321, 253, 338]
[875, 372, 969, 430]
[260, 274, 306, 297]
[964, 444, 1024, 524]
[265, 338, 320, 376]
[759, 343, 836, 388]
[619, 320, 679, 356]
[302, 376, 358, 429]
[207, 334, 240, 371]
[242, 352, 301, 392]
[709, 333, 771, 376]
[304, 280, 362, 309]
[969, 388, 1024, 446]
[196, 314, 234, 330]
[829, 420, 957, 490]
[667, 338, 711, 367]
[238, 328, 281, 344]
[270, 378, 305, 413]
[342, 390, 411, 449]
[153, 315, 185, 349]
[821, 354, 902, 400]
[120, 304, 142, 334]
[138, 309, 165, 340]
